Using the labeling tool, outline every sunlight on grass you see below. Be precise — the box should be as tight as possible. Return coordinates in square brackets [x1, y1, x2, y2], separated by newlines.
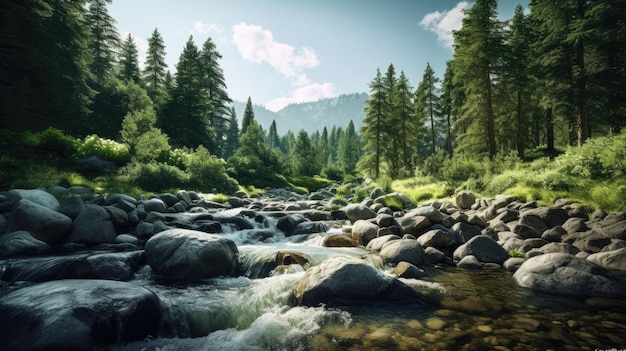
[392, 178, 455, 203]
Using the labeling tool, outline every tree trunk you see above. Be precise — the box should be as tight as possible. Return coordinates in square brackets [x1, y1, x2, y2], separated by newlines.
[516, 89, 524, 159]
[546, 107, 554, 153]
[485, 72, 496, 160]
[575, 0, 590, 146]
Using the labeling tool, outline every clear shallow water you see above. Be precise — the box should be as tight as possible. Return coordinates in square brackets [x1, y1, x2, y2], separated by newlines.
[111, 237, 626, 351]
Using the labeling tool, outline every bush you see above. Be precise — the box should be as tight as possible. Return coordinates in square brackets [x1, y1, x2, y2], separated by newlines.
[186, 146, 239, 194]
[130, 162, 189, 192]
[77, 135, 131, 165]
[554, 132, 626, 179]
[321, 164, 345, 181]
[442, 155, 486, 182]
[25, 127, 79, 158]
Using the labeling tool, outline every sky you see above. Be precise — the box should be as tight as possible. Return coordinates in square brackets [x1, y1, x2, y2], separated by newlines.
[109, 0, 528, 112]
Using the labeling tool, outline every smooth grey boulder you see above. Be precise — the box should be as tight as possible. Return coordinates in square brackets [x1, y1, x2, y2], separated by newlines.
[393, 261, 426, 279]
[453, 235, 509, 264]
[6, 199, 72, 244]
[539, 242, 580, 255]
[503, 257, 526, 272]
[0, 279, 161, 350]
[276, 214, 307, 236]
[541, 226, 567, 242]
[455, 191, 476, 209]
[351, 219, 379, 246]
[376, 213, 395, 227]
[587, 248, 626, 271]
[344, 204, 377, 223]
[294, 256, 418, 306]
[366, 234, 401, 251]
[513, 252, 626, 297]
[397, 215, 431, 235]
[457, 255, 483, 269]
[0, 231, 51, 257]
[416, 229, 457, 249]
[451, 222, 482, 244]
[292, 221, 328, 235]
[380, 239, 425, 266]
[523, 207, 570, 227]
[142, 198, 168, 213]
[405, 206, 444, 224]
[0, 251, 145, 282]
[145, 228, 238, 280]
[65, 205, 117, 245]
[6, 189, 60, 210]
[57, 196, 84, 219]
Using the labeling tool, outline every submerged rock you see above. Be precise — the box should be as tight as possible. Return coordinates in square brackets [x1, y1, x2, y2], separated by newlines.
[145, 228, 238, 280]
[295, 256, 418, 306]
[0, 279, 161, 350]
[513, 252, 626, 297]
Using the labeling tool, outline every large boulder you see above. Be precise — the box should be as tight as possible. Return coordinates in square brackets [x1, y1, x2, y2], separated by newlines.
[374, 192, 416, 210]
[523, 207, 570, 227]
[513, 253, 626, 297]
[344, 204, 376, 223]
[0, 251, 146, 282]
[294, 256, 418, 306]
[397, 215, 431, 236]
[416, 229, 457, 249]
[587, 248, 626, 271]
[145, 228, 238, 280]
[404, 206, 444, 224]
[0, 231, 51, 257]
[453, 235, 509, 265]
[351, 220, 379, 246]
[455, 191, 476, 209]
[5, 189, 60, 210]
[379, 239, 425, 266]
[65, 205, 117, 245]
[5, 199, 72, 244]
[0, 279, 161, 350]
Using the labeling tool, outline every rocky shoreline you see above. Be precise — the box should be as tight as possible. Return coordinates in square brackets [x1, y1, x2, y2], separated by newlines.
[0, 182, 625, 350]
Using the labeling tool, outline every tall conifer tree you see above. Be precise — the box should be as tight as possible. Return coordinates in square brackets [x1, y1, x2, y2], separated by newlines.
[143, 28, 167, 107]
[118, 33, 140, 83]
[86, 0, 119, 83]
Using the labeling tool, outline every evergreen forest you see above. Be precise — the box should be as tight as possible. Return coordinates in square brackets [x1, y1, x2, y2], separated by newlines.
[1, 0, 625, 212]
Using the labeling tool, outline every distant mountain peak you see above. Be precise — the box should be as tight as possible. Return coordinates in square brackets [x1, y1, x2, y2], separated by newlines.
[233, 93, 368, 135]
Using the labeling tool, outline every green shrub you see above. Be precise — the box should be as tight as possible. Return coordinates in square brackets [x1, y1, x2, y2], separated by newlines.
[131, 162, 189, 192]
[77, 135, 131, 165]
[321, 164, 345, 181]
[416, 150, 448, 178]
[186, 146, 239, 194]
[509, 250, 525, 258]
[25, 127, 79, 158]
[442, 155, 486, 182]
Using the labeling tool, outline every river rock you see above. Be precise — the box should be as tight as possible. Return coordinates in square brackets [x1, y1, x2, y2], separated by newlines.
[416, 229, 457, 249]
[539, 242, 580, 255]
[405, 206, 444, 224]
[519, 213, 547, 234]
[142, 198, 167, 213]
[451, 222, 482, 243]
[0, 279, 161, 350]
[376, 213, 395, 227]
[145, 228, 238, 280]
[0, 251, 146, 282]
[344, 204, 377, 223]
[293, 221, 328, 235]
[587, 248, 626, 271]
[351, 220, 379, 246]
[393, 261, 425, 279]
[455, 191, 476, 209]
[374, 192, 416, 210]
[523, 207, 570, 227]
[65, 205, 117, 245]
[276, 214, 307, 236]
[380, 239, 425, 266]
[562, 217, 589, 234]
[502, 237, 531, 253]
[57, 196, 84, 219]
[0, 231, 51, 257]
[595, 220, 626, 240]
[366, 234, 401, 251]
[457, 255, 483, 269]
[6, 199, 72, 244]
[541, 226, 567, 242]
[294, 256, 418, 306]
[322, 233, 356, 247]
[453, 235, 509, 264]
[503, 257, 526, 272]
[5, 189, 60, 210]
[397, 215, 431, 235]
[513, 252, 626, 297]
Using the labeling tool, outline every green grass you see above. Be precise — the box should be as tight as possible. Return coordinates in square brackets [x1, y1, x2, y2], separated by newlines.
[392, 177, 455, 203]
[286, 175, 332, 192]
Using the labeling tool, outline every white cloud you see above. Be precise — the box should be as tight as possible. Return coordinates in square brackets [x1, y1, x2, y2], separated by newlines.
[265, 83, 336, 112]
[192, 21, 223, 34]
[419, 2, 471, 48]
[232, 22, 319, 86]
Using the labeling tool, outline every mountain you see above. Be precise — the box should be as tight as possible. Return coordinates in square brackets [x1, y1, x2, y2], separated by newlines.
[232, 93, 368, 135]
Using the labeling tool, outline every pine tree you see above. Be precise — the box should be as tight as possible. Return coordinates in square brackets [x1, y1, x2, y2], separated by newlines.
[86, 0, 119, 83]
[395, 71, 415, 173]
[293, 130, 320, 176]
[118, 33, 140, 84]
[319, 127, 330, 166]
[328, 126, 338, 164]
[223, 106, 240, 159]
[0, 0, 92, 134]
[241, 97, 255, 136]
[160, 36, 213, 149]
[267, 120, 280, 149]
[200, 37, 231, 157]
[338, 120, 360, 174]
[453, 0, 503, 159]
[382, 64, 402, 177]
[415, 63, 441, 157]
[440, 61, 457, 153]
[359, 69, 387, 178]
[143, 28, 167, 107]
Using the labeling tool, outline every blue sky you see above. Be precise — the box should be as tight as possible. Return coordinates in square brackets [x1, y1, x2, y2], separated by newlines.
[109, 1, 527, 112]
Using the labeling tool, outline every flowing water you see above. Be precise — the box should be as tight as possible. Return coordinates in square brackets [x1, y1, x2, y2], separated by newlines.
[103, 219, 626, 351]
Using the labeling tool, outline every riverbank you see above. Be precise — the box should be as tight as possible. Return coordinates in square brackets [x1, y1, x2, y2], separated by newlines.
[0, 183, 625, 350]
